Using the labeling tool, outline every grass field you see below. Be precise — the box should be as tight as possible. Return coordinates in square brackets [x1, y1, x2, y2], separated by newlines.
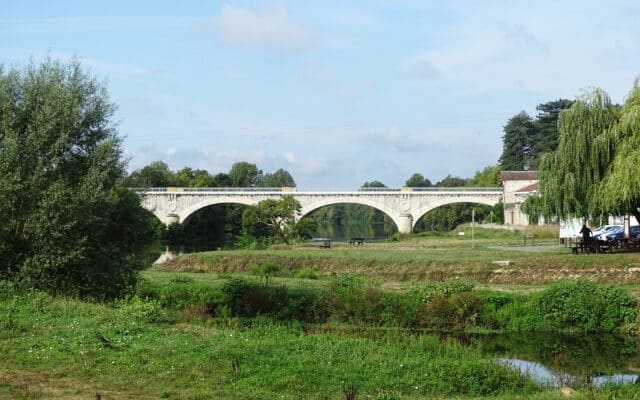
[155, 225, 640, 290]
[3, 226, 640, 399]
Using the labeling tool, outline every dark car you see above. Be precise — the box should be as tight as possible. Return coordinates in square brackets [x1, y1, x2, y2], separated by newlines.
[603, 225, 640, 247]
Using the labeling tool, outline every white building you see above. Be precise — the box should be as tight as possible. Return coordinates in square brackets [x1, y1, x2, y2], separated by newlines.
[501, 171, 538, 226]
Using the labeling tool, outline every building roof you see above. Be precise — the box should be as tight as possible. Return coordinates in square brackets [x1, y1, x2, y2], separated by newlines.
[515, 182, 539, 193]
[501, 171, 538, 181]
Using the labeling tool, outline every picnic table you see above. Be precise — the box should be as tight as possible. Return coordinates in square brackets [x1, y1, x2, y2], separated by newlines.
[571, 239, 613, 254]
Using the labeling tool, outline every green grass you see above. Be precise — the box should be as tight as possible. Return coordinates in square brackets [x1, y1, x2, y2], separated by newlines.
[156, 226, 640, 287]
[2, 283, 640, 399]
[4, 229, 640, 399]
[0, 286, 549, 400]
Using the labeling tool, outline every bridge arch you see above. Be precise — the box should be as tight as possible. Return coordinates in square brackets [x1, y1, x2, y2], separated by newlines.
[411, 197, 500, 231]
[179, 198, 266, 224]
[298, 198, 402, 233]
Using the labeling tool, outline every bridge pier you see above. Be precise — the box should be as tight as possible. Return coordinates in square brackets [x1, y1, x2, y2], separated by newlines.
[397, 213, 413, 236]
[160, 213, 180, 226]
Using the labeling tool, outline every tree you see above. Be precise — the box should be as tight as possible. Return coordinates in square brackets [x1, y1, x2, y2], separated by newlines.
[124, 161, 172, 187]
[229, 162, 261, 187]
[405, 173, 432, 187]
[241, 196, 301, 244]
[499, 111, 535, 171]
[537, 88, 621, 221]
[361, 180, 387, 188]
[466, 165, 501, 187]
[261, 168, 296, 187]
[0, 59, 153, 299]
[436, 175, 467, 187]
[531, 99, 574, 167]
[594, 82, 640, 222]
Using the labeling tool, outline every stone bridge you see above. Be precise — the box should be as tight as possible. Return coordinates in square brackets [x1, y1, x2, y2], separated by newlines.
[137, 187, 504, 235]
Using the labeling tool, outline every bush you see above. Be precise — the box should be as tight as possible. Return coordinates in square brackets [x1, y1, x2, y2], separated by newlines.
[414, 280, 475, 303]
[118, 295, 167, 323]
[534, 279, 637, 332]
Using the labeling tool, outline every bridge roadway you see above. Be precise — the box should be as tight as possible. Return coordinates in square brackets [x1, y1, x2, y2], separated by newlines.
[137, 187, 504, 235]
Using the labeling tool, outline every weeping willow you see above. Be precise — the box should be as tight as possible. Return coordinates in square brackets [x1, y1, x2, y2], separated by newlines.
[536, 80, 640, 223]
[593, 80, 640, 223]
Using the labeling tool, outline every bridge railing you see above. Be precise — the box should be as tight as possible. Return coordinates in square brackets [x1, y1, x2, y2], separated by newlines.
[358, 187, 502, 192]
[132, 187, 503, 193]
[131, 187, 288, 193]
[407, 187, 502, 192]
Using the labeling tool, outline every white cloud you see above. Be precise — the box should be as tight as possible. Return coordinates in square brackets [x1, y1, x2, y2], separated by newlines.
[214, 4, 318, 50]
[284, 152, 297, 163]
[167, 147, 177, 156]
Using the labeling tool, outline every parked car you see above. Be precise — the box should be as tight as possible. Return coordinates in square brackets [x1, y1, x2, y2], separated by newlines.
[591, 225, 622, 238]
[603, 225, 640, 247]
[593, 225, 624, 240]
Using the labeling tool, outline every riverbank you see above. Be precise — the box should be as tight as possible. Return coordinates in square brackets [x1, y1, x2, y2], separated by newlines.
[4, 229, 640, 399]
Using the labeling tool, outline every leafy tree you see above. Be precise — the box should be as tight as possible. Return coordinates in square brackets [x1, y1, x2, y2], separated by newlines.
[241, 195, 301, 244]
[593, 82, 640, 223]
[531, 99, 574, 167]
[405, 173, 432, 187]
[192, 169, 217, 187]
[361, 180, 387, 188]
[229, 161, 261, 187]
[213, 172, 232, 187]
[261, 168, 296, 187]
[499, 111, 535, 171]
[124, 161, 172, 187]
[436, 175, 467, 187]
[0, 59, 153, 299]
[531, 83, 640, 223]
[537, 88, 618, 221]
[466, 165, 501, 187]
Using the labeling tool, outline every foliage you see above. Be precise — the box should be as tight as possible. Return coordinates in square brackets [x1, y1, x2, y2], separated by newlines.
[413, 279, 476, 302]
[436, 174, 468, 187]
[534, 279, 637, 332]
[117, 295, 167, 323]
[415, 203, 496, 231]
[0, 58, 153, 299]
[466, 165, 502, 187]
[499, 111, 536, 171]
[242, 195, 302, 244]
[531, 99, 575, 167]
[538, 88, 618, 220]
[0, 286, 545, 399]
[229, 161, 261, 187]
[260, 168, 296, 187]
[592, 81, 640, 220]
[535, 83, 640, 223]
[405, 173, 432, 187]
[361, 180, 387, 188]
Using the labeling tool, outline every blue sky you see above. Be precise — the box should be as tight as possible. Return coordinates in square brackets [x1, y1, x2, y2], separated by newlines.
[2, 1, 640, 189]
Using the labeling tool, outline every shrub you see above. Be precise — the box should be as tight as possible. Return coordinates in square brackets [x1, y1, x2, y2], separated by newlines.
[261, 260, 281, 284]
[296, 268, 319, 280]
[534, 279, 637, 332]
[414, 280, 475, 303]
[118, 295, 167, 323]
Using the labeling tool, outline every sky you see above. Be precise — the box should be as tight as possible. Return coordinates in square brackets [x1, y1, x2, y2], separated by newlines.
[2, 1, 640, 190]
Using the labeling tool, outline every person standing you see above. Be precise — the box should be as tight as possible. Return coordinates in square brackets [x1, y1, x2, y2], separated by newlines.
[579, 223, 592, 251]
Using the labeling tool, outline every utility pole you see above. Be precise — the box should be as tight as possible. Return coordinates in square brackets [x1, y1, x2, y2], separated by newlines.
[472, 209, 475, 249]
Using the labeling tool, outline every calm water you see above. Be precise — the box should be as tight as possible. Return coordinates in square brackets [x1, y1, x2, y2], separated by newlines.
[467, 332, 640, 387]
[311, 222, 396, 242]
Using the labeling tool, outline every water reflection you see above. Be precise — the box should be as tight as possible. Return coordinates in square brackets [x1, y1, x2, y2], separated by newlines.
[500, 359, 638, 388]
[464, 332, 640, 388]
[311, 222, 395, 242]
